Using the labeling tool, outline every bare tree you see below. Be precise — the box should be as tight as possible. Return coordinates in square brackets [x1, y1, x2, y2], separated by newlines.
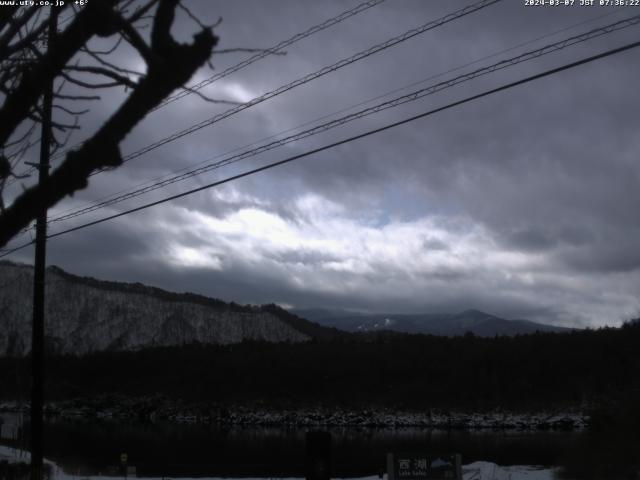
[0, 0, 219, 248]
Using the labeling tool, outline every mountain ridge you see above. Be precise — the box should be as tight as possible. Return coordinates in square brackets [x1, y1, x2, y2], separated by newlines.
[291, 307, 573, 337]
[0, 261, 339, 356]
[1, 261, 573, 357]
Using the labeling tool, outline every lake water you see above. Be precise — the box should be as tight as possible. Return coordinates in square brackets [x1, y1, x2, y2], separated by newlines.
[2, 414, 639, 479]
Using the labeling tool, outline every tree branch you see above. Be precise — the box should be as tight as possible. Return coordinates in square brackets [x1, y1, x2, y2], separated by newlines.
[81, 45, 144, 77]
[125, 0, 160, 24]
[0, 6, 38, 60]
[0, 1, 115, 147]
[0, 1, 218, 248]
[63, 65, 138, 88]
[0, 15, 48, 60]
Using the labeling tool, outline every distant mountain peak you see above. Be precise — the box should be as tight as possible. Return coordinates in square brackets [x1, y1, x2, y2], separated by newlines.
[295, 307, 573, 337]
[455, 309, 495, 318]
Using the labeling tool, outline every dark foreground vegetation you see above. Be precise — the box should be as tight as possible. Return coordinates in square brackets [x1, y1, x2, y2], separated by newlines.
[1, 320, 639, 415]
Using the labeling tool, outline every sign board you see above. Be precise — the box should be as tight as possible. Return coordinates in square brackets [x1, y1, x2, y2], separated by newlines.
[120, 453, 128, 464]
[387, 453, 461, 480]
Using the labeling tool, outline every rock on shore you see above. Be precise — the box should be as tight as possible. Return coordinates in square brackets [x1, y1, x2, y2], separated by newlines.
[1, 397, 588, 429]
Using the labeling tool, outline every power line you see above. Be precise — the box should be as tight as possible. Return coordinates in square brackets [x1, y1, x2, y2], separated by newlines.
[44, 13, 640, 226]
[117, 0, 501, 165]
[45, 7, 629, 223]
[0, 242, 33, 258]
[3, 37, 639, 259]
[7, 0, 500, 226]
[50, 0, 500, 174]
[154, 0, 387, 111]
[11, 0, 387, 180]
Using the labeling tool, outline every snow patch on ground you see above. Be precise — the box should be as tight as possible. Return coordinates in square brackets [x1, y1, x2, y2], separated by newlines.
[463, 461, 555, 479]
[2, 445, 556, 480]
[0, 444, 30, 463]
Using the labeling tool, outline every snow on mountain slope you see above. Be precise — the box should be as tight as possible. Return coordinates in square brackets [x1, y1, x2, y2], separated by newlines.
[0, 262, 309, 356]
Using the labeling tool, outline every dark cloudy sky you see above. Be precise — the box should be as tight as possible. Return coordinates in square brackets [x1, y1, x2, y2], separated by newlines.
[4, 0, 640, 327]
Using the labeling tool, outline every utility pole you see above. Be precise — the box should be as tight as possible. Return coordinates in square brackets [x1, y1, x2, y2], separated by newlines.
[30, 7, 57, 480]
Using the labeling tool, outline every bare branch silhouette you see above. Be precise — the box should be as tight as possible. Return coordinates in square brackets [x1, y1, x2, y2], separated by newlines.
[0, 0, 219, 247]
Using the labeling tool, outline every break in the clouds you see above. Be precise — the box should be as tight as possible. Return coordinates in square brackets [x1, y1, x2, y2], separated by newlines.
[5, 0, 640, 327]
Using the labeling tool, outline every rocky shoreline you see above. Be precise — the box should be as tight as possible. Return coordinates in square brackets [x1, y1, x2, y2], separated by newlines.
[0, 396, 589, 430]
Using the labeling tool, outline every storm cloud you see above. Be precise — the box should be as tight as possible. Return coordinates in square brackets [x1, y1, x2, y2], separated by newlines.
[5, 0, 640, 327]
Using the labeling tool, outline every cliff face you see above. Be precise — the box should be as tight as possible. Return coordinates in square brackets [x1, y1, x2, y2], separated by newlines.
[0, 262, 310, 356]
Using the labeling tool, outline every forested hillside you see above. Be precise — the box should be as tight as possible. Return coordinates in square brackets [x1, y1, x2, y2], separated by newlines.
[1, 322, 638, 411]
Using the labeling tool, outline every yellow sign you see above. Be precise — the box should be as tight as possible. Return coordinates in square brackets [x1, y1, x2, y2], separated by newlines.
[120, 453, 128, 464]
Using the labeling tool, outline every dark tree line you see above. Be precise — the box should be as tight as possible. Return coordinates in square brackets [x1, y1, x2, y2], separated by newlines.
[1, 321, 639, 412]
